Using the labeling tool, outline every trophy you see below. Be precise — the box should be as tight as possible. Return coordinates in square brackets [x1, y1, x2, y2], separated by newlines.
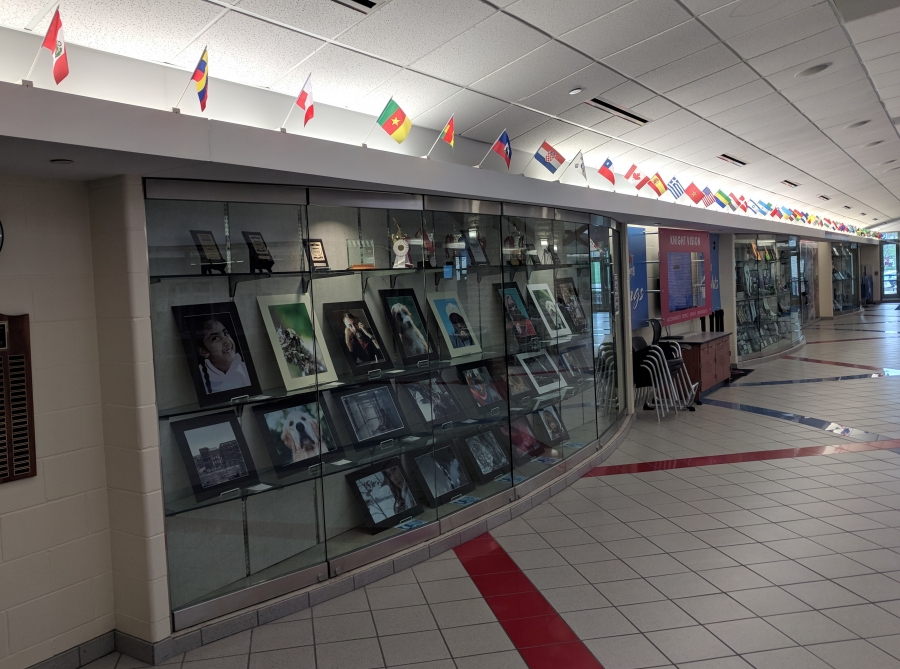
[503, 221, 525, 266]
[391, 220, 413, 269]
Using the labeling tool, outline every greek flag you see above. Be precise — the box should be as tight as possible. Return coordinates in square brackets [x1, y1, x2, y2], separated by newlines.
[667, 176, 685, 200]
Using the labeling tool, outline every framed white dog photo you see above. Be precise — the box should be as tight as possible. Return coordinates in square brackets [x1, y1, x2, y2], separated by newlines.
[378, 289, 437, 366]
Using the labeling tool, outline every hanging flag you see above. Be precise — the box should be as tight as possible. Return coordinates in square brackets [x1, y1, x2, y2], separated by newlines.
[492, 130, 512, 168]
[731, 194, 746, 212]
[668, 177, 685, 201]
[192, 48, 210, 111]
[624, 164, 645, 186]
[294, 73, 314, 126]
[701, 187, 716, 207]
[598, 158, 615, 185]
[377, 98, 413, 143]
[647, 173, 667, 197]
[570, 151, 587, 182]
[771, 208, 783, 219]
[535, 141, 566, 174]
[440, 116, 455, 148]
[713, 190, 730, 208]
[780, 206, 794, 220]
[685, 182, 704, 204]
[747, 200, 760, 215]
[757, 200, 772, 213]
[41, 8, 69, 84]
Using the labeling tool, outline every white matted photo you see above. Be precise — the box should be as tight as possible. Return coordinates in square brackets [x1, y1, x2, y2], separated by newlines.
[427, 293, 482, 357]
[526, 283, 572, 338]
[516, 350, 567, 395]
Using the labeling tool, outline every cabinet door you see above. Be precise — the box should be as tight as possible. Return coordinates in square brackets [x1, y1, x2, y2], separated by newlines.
[700, 343, 714, 389]
[718, 340, 731, 383]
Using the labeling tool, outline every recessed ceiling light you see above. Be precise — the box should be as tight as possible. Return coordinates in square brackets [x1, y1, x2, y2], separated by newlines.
[585, 98, 648, 126]
[863, 140, 884, 148]
[845, 120, 870, 129]
[718, 153, 747, 166]
[569, 87, 583, 95]
[782, 179, 800, 188]
[796, 63, 831, 77]
[844, 205, 852, 209]
[49, 158, 73, 164]
[817, 195, 831, 201]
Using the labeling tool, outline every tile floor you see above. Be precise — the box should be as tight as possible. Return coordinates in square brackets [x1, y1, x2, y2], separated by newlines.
[88, 306, 900, 669]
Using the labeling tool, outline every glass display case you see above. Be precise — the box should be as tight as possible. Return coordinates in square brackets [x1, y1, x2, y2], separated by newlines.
[831, 242, 860, 313]
[145, 181, 625, 629]
[734, 234, 801, 360]
[799, 240, 819, 324]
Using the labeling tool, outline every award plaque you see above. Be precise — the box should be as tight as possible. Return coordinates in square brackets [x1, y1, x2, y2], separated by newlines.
[347, 239, 376, 270]
[303, 239, 329, 271]
[190, 230, 227, 275]
[241, 231, 275, 274]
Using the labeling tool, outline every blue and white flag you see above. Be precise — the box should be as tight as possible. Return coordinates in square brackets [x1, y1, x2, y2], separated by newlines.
[747, 200, 760, 215]
[667, 176, 685, 200]
[535, 141, 565, 174]
[570, 150, 587, 182]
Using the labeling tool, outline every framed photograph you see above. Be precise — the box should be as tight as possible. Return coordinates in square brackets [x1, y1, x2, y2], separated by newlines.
[323, 301, 394, 376]
[458, 430, 511, 483]
[258, 294, 337, 391]
[333, 382, 409, 445]
[427, 293, 482, 357]
[527, 283, 572, 338]
[346, 457, 422, 532]
[537, 405, 570, 446]
[190, 230, 226, 275]
[171, 411, 259, 501]
[412, 443, 476, 507]
[252, 393, 342, 476]
[379, 289, 437, 366]
[559, 343, 594, 379]
[489, 360, 533, 403]
[172, 302, 262, 407]
[304, 239, 330, 271]
[496, 284, 537, 341]
[463, 230, 490, 266]
[517, 350, 567, 395]
[555, 277, 588, 333]
[456, 362, 506, 413]
[399, 373, 464, 424]
[241, 231, 274, 274]
[500, 416, 543, 460]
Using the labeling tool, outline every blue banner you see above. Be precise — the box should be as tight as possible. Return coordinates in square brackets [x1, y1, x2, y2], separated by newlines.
[628, 227, 649, 329]
[710, 233, 721, 312]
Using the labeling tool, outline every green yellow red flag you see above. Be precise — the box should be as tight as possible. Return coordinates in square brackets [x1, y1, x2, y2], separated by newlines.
[440, 115, 455, 148]
[377, 98, 412, 143]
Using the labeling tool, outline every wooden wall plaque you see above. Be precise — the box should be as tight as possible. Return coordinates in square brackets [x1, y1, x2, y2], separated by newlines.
[0, 314, 36, 484]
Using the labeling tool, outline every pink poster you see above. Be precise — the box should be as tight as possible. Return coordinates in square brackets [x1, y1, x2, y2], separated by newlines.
[658, 228, 712, 326]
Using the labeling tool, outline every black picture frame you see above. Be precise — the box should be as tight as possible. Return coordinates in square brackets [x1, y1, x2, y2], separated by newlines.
[398, 372, 465, 426]
[378, 289, 437, 366]
[172, 302, 262, 408]
[242, 231, 275, 274]
[457, 429, 511, 483]
[252, 392, 343, 477]
[190, 230, 227, 275]
[489, 359, 534, 405]
[558, 342, 595, 380]
[323, 301, 394, 376]
[555, 277, 588, 333]
[500, 415, 543, 460]
[456, 360, 507, 415]
[495, 283, 538, 343]
[171, 411, 259, 501]
[516, 350, 567, 395]
[536, 404, 570, 446]
[304, 239, 330, 271]
[411, 442, 476, 507]
[331, 381, 410, 447]
[346, 457, 422, 532]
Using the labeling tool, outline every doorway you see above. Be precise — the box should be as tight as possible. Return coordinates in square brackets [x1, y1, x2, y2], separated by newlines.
[883, 241, 898, 301]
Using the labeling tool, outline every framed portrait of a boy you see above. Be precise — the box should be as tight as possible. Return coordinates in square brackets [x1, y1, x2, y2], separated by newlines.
[323, 301, 394, 376]
[427, 293, 481, 358]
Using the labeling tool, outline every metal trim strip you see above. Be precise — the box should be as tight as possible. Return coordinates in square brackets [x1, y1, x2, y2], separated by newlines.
[308, 188, 423, 210]
[328, 522, 440, 577]
[423, 195, 501, 215]
[145, 179, 308, 205]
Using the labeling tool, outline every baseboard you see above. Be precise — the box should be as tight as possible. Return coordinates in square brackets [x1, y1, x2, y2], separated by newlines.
[25, 632, 114, 669]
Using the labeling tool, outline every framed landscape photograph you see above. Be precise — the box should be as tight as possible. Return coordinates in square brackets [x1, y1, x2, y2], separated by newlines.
[456, 361, 506, 414]
[252, 393, 343, 477]
[555, 277, 588, 333]
[500, 416, 543, 460]
[537, 405, 570, 446]
[458, 429, 511, 483]
[258, 294, 337, 391]
[399, 373, 464, 425]
[323, 301, 394, 376]
[332, 382, 409, 446]
[526, 283, 572, 338]
[378, 289, 436, 366]
[496, 284, 537, 342]
[171, 411, 259, 501]
[172, 302, 262, 407]
[346, 457, 422, 532]
[412, 443, 475, 507]
[516, 350, 567, 395]
[427, 293, 481, 357]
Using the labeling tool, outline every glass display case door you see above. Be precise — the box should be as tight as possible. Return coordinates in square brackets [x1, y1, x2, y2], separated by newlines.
[883, 240, 898, 300]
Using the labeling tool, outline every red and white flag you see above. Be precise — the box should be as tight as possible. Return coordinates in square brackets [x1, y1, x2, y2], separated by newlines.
[295, 73, 314, 126]
[624, 164, 649, 190]
[41, 8, 69, 84]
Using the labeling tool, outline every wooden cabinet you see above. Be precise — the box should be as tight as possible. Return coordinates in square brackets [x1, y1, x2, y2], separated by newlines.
[667, 332, 732, 402]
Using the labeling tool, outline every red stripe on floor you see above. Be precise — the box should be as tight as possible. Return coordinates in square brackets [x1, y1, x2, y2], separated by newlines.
[585, 439, 900, 477]
[454, 534, 605, 669]
[804, 337, 893, 344]
[783, 355, 884, 371]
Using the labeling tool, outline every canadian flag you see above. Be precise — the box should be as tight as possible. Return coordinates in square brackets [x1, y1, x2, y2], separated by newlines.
[295, 73, 314, 126]
[41, 8, 69, 84]
[624, 164, 650, 190]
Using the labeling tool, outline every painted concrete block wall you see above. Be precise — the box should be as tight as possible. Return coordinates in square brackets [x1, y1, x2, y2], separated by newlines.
[0, 176, 114, 669]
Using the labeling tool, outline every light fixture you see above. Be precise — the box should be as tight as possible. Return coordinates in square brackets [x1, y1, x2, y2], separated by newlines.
[585, 98, 648, 126]
[863, 140, 884, 148]
[817, 195, 831, 201]
[718, 153, 747, 167]
[569, 87, 583, 95]
[782, 180, 800, 188]
[844, 205, 852, 209]
[50, 158, 73, 164]
[845, 120, 870, 129]
[796, 63, 831, 77]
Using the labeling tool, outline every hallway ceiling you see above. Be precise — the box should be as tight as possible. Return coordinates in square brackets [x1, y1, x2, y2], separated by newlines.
[3, 0, 900, 229]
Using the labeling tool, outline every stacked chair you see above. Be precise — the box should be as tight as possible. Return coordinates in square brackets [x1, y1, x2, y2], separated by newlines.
[632, 320, 699, 421]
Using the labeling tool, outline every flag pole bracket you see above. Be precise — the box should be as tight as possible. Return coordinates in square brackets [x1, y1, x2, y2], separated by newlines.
[279, 127, 287, 133]
[171, 107, 181, 114]
[19, 80, 33, 88]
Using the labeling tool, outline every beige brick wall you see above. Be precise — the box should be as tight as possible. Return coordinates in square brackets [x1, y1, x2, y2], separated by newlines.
[0, 176, 114, 669]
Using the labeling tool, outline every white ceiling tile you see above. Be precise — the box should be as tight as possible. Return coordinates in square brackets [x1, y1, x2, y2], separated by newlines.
[237, 0, 363, 40]
[845, 5, 900, 43]
[817, 102, 888, 129]
[598, 81, 657, 110]
[505, 0, 631, 37]
[666, 63, 758, 106]
[867, 52, 900, 76]
[560, 103, 613, 127]
[412, 12, 548, 86]
[796, 80, 880, 119]
[351, 69, 460, 119]
[462, 104, 546, 143]
[766, 47, 859, 90]
[339, 0, 494, 66]
[781, 65, 868, 102]
[470, 41, 591, 101]
[272, 45, 399, 107]
[708, 92, 788, 126]
[561, 0, 692, 61]
[857, 32, 900, 61]
[683, 0, 734, 14]
[593, 116, 645, 137]
[520, 64, 626, 115]
[702, 0, 821, 40]
[728, 4, 839, 60]
[644, 120, 718, 152]
[171, 12, 323, 88]
[413, 88, 508, 134]
[688, 78, 772, 117]
[601, 20, 717, 78]
[0, 0, 49, 30]
[554, 129, 611, 157]
[512, 119, 582, 152]
[873, 70, 900, 89]
[748, 26, 850, 75]
[630, 96, 682, 121]
[637, 43, 740, 94]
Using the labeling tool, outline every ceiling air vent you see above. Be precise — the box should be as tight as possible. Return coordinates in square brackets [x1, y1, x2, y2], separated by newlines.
[817, 195, 831, 201]
[782, 180, 800, 188]
[844, 205, 852, 209]
[586, 99, 648, 126]
[718, 154, 747, 167]
[329, 0, 379, 13]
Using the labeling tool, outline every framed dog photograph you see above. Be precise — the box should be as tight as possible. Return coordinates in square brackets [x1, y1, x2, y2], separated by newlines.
[555, 277, 588, 333]
[332, 382, 409, 446]
[252, 393, 343, 477]
[171, 411, 259, 501]
[526, 283, 572, 338]
[323, 301, 394, 376]
[517, 350, 567, 395]
[412, 443, 476, 507]
[500, 416, 543, 460]
[537, 405, 570, 446]
[427, 293, 481, 357]
[172, 302, 262, 408]
[378, 289, 436, 366]
[458, 429, 511, 482]
[496, 284, 537, 342]
[456, 361, 506, 414]
[346, 457, 422, 532]
[258, 294, 337, 391]
[399, 373, 464, 425]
